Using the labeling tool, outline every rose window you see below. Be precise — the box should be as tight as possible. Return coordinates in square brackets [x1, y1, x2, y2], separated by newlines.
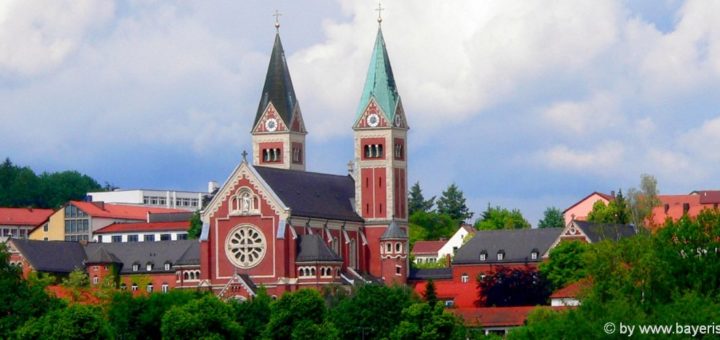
[225, 225, 266, 268]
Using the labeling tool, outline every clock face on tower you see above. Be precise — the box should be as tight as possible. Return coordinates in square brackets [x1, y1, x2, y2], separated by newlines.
[394, 114, 402, 127]
[367, 113, 380, 127]
[225, 225, 266, 269]
[265, 118, 278, 132]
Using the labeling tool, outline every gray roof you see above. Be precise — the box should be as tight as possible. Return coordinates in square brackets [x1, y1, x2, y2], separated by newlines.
[176, 241, 200, 266]
[408, 268, 452, 280]
[85, 240, 197, 274]
[148, 211, 193, 223]
[381, 220, 407, 240]
[296, 234, 342, 262]
[86, 247, 122, 264]
[254, 166, 363, 222]
[10, 239, 86, 274]
[254, 33, 298, 127]
[453, 228, 562, 265]
[573, 221, 637, 243]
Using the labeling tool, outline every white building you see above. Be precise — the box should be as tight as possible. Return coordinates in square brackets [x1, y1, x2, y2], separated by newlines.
[437, 224, 475, 259]
[87, 183, 218, 212]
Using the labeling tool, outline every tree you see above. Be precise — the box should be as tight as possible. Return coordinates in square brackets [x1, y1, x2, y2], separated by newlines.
[264, 289, 327, 340]
[587, 190, 631, 224]
[627, 174, 661, 228]
[62, 268, 89, 302]
[161, 295, 244, 339]
[424, 279, 438, 308]
[408, 182, 435, 215]
[15, 305, 112, 340]
[234, 286, 272, 340]
[474, 205, 530, 230]
[538, 207, 565, 229]
[477, 266, 551, 307]
[388, 303, 465, 340]
[409, 211, 457, 243]
[538, 240, 590, 290]
[187, 211, 203, 239]
[436, 184, 473, 222]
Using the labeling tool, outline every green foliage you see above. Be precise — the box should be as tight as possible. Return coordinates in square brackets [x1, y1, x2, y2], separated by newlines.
[474, 205, 530, 230]
[188, 210, 203, 239]
[477, 266, 551, 307]
[627, 174, 661, 228]
[538, 207, 565, 229]
[538, 240, 590, 290]
[264, 289, 327, 340]
[161, 294, 244, 339]
[587, 190, 631, 224]
[388, 303, 465, 340]
[436, 184, 473, 222]
[409, 211, 457, 243]
[329, 284, 417, 339]
[234, 286, 272, 340]
[15, 304, 112, 340]
[409, 181, 436, 215]
[0, 244, 65, 337]
[0, 158, 102, 208]
[424, 279, 438, 308]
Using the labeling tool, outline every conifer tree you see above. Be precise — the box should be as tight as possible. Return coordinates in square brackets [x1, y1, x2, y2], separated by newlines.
[436, 184, 473, 222]
[408, 182, 435, 215]
[423, 279, 438, 308]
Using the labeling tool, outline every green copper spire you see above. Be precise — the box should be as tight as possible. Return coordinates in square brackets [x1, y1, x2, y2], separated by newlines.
[254, 33, 298, 128]
[356, 27, 400, 120]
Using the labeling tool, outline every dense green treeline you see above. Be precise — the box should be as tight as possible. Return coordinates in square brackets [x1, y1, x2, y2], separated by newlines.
[0, 158, 103, 209]
[510, 209, 720, 339]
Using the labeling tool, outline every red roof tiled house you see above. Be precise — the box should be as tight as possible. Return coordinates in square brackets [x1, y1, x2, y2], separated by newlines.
[28, 201, 187, 242]
[563, 192, 614, 226]
[412, 240, 446, 264]
[649, 191, 720, 230]
[93, 211, 192, 243]
[450, 306, 537, 336]
[0, 207, 54, 241]
[550, 280, 589, 307]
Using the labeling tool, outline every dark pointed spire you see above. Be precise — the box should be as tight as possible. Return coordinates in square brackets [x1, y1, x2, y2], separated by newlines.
[356, 27, 400, 120]
[254, 33, 298, 128]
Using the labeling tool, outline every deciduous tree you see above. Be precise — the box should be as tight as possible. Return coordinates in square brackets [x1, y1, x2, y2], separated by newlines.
[538, 207, 565, 229]
[474, 205, 530, 230]
[477, 266, 551, 307]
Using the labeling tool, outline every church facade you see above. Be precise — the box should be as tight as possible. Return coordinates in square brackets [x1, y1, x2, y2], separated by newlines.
[198, 23, 410, 299]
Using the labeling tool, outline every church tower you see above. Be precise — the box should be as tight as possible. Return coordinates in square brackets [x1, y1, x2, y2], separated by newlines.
[251, 23, 307, 170]
[354, 17, 409, 282]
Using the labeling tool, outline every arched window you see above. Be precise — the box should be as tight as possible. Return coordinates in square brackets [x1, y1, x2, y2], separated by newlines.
[395, 242, 402, 253]
[131, 283, 138, 291]
[386, 243, 392, 253]
[183, 272, 189, 280]
[310, 267, 316, 276]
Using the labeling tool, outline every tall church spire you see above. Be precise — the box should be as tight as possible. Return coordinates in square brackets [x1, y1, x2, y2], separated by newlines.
[252, 26, 307, 171]
[355, 27, 401, 122]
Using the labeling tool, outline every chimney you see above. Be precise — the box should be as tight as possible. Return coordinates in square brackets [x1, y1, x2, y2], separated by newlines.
[208, 181, 219, 194]
[92, 201, 105, 210]
[347, 160, 355, 179]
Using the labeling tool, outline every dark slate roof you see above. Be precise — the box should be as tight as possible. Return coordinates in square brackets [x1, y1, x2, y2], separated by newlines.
[254, 33, 298, 127]
[573, 221, 637, 243]
[254, 166, 363, 222]
[86, 247, 122, 264]
[147, 211, 193, 223]
[238, 273, 257, 294]
[408, 268, 452, 280]
[296, 234, 342, 262]
[381, 220, 407, 240]
[176, 241, 200, 266]
[11, 239, 86, 274]
[453, 228, 562, 265]
[85, 240, 197, 274]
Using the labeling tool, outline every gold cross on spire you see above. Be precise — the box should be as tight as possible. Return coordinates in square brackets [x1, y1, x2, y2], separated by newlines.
[375, 1, 384, 24]
[273, 9, 282, 31]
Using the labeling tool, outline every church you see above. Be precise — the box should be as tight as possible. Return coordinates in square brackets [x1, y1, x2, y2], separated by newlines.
[197, 17, 411, 299]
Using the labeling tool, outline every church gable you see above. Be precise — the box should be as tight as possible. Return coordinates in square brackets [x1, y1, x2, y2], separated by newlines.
[354, 98, 390, 129]
[252, 103, 289, 134]
[289, 106, 307, 133]
[392, 99, 408, 129]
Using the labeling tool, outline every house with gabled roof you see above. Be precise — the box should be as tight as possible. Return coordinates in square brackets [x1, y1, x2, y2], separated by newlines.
[563, 191, 614, 225]
[0, 207, 54, 241]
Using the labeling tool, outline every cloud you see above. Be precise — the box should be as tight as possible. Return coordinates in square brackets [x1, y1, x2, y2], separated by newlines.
[680, 116, 720, 162]
[541, 92, 620, 135]
[536, 142, 625, 174]
[0, 0, 115, 76]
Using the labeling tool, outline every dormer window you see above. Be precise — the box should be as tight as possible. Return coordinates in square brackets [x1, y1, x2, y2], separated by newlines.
[531, 251, 538, 260]
[479, 251, 487, 261]
[132, 263, 140, 272]
[497, 251, 505, 261]
[164, 262, 171, 271]
[146, 263, 154, 271]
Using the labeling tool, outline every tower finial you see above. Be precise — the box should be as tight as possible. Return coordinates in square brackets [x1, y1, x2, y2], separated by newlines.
[375, 1, 384, 25]
[273, 9, 282, 32]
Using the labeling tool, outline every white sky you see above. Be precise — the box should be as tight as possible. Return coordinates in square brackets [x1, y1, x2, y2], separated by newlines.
[1, 0, 719, 225]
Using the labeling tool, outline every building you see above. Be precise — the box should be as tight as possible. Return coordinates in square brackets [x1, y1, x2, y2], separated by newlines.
[7, 238, 200, 293]
[197, 20, 410, 299]
[29, 201, 186, 241]
[548, 220, 637, 249]
[0, 207, 54, 242]
[412, 240, 446, 264]
[438, 224, 475, 259]
[93, 211, 192, 243]
[649, 191, 720, 229]
[87, 187, 214, 211]
[562, 192, 613, 225]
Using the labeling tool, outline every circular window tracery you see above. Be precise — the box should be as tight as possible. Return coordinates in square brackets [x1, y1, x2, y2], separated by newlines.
[225, 225, 266, 269]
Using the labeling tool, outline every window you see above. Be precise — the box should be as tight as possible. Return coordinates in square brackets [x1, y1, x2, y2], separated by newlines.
[363, 143, 385, 159]
[92, 276, 99, 285]
[531, 251, 538, 260]
[93, 266, 98, 271]
[162, 283, 169, 293]
[146, 263, 154, 271]
[262, 148, 282, 163]
[497, 251, 505, 261]
[461, 273, 469, 283]
[144, 234, 155, 242]
[292, 143, 303, 164]
[160, 234, 171, 241]
[132, 264, 140, 272]
[444, 300, 455, 307]
[43, 224, 48, 232]
[164, 263, 171, 271]
[64, 205, 90, 241]
[394, 139, 405, 160]
[120, 283, 127, 290]
[147, 284, 153, 293]
[131, 283, 138, 291]
[395, 265, 402, 275]
[128, 235, 139, 242]
[395, 242, 402, 253]
[111, 235, 122, 243]
[479, 252, 487, 261]
[177, 233, 188, 240]
[385, 243, 392, 253]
